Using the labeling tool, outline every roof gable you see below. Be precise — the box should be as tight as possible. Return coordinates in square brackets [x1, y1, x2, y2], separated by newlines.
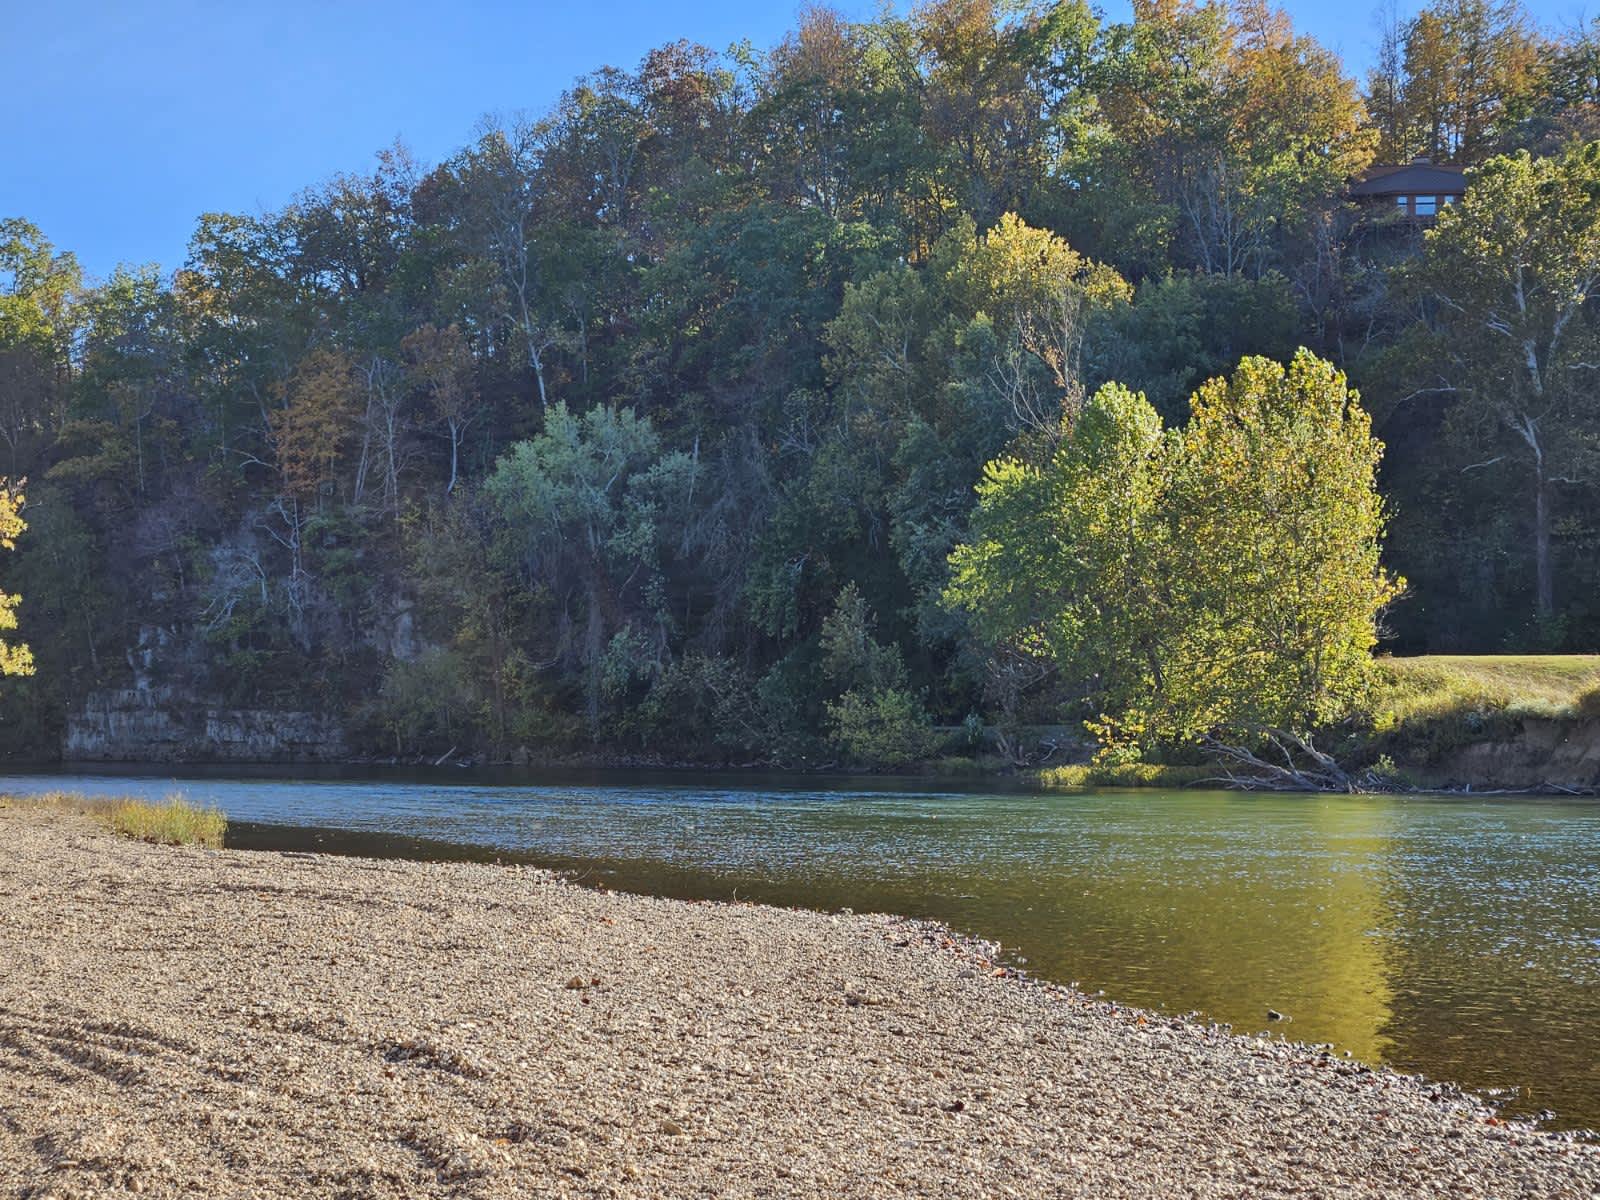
[1350, 163, 1467, 198]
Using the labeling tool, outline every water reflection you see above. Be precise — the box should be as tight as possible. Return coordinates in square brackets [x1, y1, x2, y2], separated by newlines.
[2, 769, 1595, 1130]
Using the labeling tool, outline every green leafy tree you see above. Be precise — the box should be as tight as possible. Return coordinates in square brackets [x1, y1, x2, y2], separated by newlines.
[825, 686, 939, 766]
[1410, 143, 1600, 623]
[958, 211, 1131, 438]
[817, 583, 937, 765]
[374, 647, 476, 756]
[1093, 270, 1300, 422]
[0, 220, 80, 474]
[946, 380, 1171, 736]
[948, 351, 1400, 771]
[485, 403, 697, 727]
[1164, 352, 1402, 743]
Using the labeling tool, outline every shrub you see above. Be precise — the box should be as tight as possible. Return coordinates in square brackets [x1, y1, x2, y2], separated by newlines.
[373, 647, 477, 755]
[633, 653, 766, 756]
[1038, 762, 1215, 789]
[826, 686, 940, 767]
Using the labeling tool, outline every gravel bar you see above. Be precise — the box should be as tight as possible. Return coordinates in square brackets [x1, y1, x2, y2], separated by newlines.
[1, 808, 1596, 1199]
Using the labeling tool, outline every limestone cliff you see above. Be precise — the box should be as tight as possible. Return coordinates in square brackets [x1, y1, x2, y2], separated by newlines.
[63, 687, 347, 763]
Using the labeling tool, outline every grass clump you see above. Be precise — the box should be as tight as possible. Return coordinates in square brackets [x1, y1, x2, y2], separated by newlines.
[1038, 762, 1216, 789]
[2, 790, 226, 848]
[1576, 685, 1600, 719]
[105, 794, 227, 848]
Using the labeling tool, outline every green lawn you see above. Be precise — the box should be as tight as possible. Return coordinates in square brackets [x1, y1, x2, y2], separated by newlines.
[1374, 654, 1600, 722]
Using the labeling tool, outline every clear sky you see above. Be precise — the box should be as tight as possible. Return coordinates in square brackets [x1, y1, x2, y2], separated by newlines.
[3, 0, 1592, 281]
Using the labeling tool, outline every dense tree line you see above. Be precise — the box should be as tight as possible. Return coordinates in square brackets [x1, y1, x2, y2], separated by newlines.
[4, 0, 1600, 764]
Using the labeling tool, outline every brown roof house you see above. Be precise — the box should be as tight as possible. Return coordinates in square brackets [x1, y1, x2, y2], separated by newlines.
[1349, 158, 1467, 220]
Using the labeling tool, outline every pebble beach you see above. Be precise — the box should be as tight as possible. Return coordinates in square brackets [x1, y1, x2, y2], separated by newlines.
[1, 807, 1596, 1199]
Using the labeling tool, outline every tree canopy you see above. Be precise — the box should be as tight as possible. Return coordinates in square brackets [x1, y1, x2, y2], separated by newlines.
[3, 0, 1600, 764]
[948, 350, 1400, 758]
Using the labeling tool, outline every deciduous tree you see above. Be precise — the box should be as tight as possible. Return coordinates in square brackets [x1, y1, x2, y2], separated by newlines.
[0, 482, 35, 677]
[1411, 143, 1600, 621]
[947, 350, 1399, 769]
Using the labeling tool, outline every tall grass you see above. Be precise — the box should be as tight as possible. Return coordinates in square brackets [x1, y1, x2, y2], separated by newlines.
[2, 790, 227, 848]
[106, 794, 227, 848]
[1374, 655, 1600, 724]
[1362, 654, 1600, 764]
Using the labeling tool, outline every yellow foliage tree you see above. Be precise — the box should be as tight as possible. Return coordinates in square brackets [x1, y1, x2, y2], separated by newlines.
[0, 482, 35, 677]
[959, 212, 1132, 436]
[269, 348, 359, 499]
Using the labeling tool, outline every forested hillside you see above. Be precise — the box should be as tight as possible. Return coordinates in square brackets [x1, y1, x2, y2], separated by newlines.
[4, 0, 1600, 764]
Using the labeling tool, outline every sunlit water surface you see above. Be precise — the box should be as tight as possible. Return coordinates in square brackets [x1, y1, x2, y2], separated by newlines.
[4, 767, 1596, 1131]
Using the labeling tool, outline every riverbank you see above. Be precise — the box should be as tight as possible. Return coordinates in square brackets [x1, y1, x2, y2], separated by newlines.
[40, 655, 1600, 796]
[1, 808, 1596, 1199]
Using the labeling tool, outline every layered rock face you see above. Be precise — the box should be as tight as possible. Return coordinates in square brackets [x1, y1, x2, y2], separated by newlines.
[63, 687, 347, 763]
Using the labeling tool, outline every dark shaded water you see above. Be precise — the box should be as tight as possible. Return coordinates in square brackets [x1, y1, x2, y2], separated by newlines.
[4, 767, 1597, 1131]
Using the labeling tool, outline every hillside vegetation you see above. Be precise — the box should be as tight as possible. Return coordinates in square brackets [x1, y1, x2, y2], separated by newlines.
[5, 0, 1600, 771]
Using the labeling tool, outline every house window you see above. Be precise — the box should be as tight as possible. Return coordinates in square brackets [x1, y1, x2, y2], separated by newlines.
[1415, 195, 1438, 216]
[1441, 193, 1457, 206]
[1395, 195, 1409, 209]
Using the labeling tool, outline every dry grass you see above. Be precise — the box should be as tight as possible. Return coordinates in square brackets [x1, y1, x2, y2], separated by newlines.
[1375, 655, 1600, 722]
[0, 790, 226, 848]
[105, 795, 227, 848]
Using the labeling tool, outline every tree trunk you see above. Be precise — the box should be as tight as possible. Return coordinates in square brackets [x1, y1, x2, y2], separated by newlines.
[446, 421, 460, 495]
[1534, 460, 1554, 620]
[530, 352, 548, 409]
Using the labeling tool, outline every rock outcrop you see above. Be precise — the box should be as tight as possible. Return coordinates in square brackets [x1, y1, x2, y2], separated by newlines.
[63, 687, 347, 763]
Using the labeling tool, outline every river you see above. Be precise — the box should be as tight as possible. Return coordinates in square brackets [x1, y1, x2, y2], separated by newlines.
[4, 766, 1596, 1131]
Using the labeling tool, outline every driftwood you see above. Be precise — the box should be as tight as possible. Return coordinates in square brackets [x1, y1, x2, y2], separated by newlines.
[1196, 731, 1600, 795]
[1198, 729, 1396, 793]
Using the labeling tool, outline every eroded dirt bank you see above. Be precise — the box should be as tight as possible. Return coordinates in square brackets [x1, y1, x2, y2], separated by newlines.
[1, 809, 1595, 1199]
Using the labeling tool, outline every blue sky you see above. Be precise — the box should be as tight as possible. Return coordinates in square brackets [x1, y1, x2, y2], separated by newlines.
[3, 0, 1592, 280]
